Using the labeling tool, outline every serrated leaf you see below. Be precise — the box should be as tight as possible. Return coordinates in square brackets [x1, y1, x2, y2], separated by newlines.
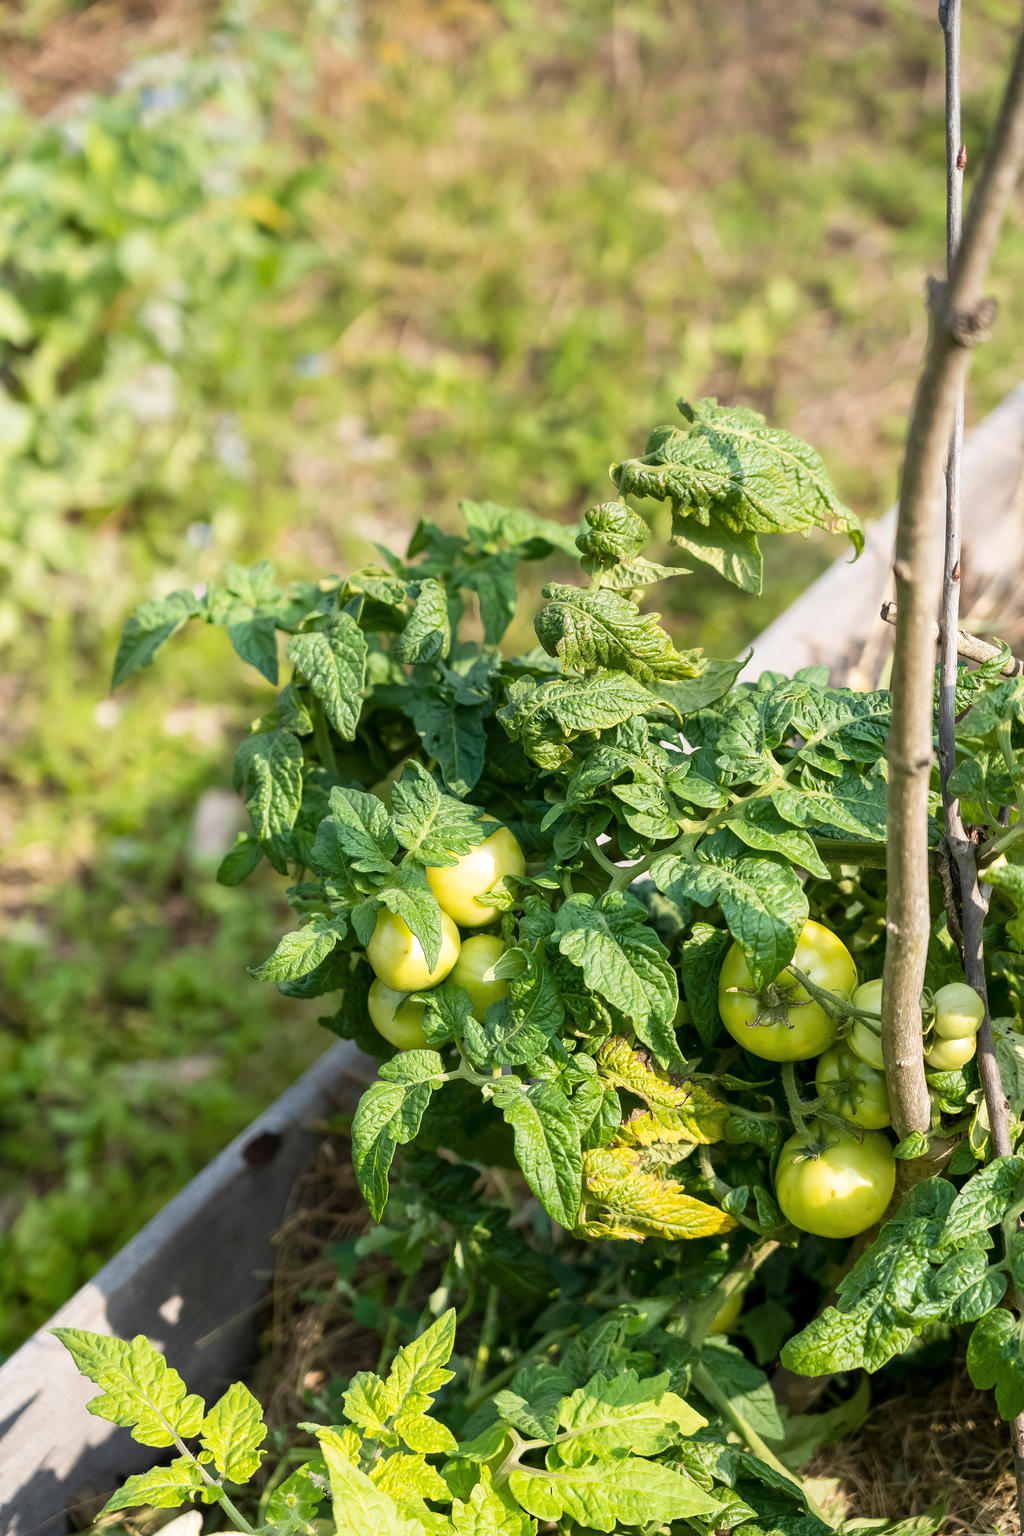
[668, 514, 763, 593]
[352, 1052, 447, 1220]
[216, 833, 263, 887]
[266, 1461, 329, 1527]
[377, 867, 445, 971]
[53, 1330, 204, 1448]
[613, 397, 862, 552]
[698, 1340, 784, 1441]
[249, 920, 341, 982]
[232, 729, 303, 874]
[535, 583, 702, 684]
[651, 851, 807, 991]
[450, 1471, 534, 1536]
[554, 893, 681, 1064]
[227, 614, 280, 684]
[385, 1309, 459, 1455]
[394, 578, 451, 664]
[497, 672, 655, 770]
[680, 923, 731, 1048]
[460, 556, 519, 645]
[491, 1079, 582, 1228]
[557, 1368, 706, 1461]
[596, 1036, 730, 1142]
[772, 766, 889, 842]
[460, 498, 581, 557]
[921, 1248, 1006, 1325]
[316, 1428, 426, 1536]
[576, 501, 650, 564]
[199, 1381, 267, 1483]
[942, 1157, 1024, 1248]
[719, 800, 830, 879]
[371, 1449, 451, 1510]
[582, 1146, 737, 1241]
[967, 1309, 1024, 1420]
[112, 589, 201, 690]
[407, 689, 489, 797]
[101, 1460, 205, 1515]
[390, 762, 493, 865]
[493, 1363, 575, 1442]
[313, 784, 399, 875]
[463, 945, 564, 1067]
[508, 1452, 719, 1531]
[287, 613, 368, 739]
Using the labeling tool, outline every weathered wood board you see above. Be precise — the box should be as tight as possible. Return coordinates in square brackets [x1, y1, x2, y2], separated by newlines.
[0, 1039, 372, 1536]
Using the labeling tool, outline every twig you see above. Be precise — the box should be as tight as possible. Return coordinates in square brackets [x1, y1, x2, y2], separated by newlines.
[935, 2, 1024, 1519]
[883, 0, 1024, 1143]
[880, 601, 1024, 676]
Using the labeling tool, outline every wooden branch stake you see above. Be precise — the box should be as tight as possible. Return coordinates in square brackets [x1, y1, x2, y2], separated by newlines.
[883, 2, 1024, 1144]
[880, 600, 1024, 676]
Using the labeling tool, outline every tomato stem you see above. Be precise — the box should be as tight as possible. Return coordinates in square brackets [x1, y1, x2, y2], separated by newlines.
[780, 1062, 814, 1137]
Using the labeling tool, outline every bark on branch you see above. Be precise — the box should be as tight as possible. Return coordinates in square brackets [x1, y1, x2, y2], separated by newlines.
[880, 601, 1024, 677]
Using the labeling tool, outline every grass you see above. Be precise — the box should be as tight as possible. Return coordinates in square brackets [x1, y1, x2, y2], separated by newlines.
[1, 0, 1023, 1354]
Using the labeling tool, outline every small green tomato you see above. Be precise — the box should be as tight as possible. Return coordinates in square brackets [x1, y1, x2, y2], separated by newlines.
[366, 908, 460, 992]
[848, 978, 884, 1070]
[450, 934, 508, 1017]
[425, 827, 525, 927]
[367, 978, 429, 1050]
[931, 982, 985, 1040]
[814, 1041, 891, 1129]
[775, 1123, 895, 1239]
[924, 1033, 977, 1072]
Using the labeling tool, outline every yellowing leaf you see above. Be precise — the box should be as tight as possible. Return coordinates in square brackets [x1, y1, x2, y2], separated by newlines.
[581, 1146, 737, 1241]
[596, 1036, 730, 1143]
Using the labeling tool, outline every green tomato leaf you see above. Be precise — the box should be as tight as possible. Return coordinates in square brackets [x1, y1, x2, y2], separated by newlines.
[52, 1330, 204, 1447]
[316, 1427, 427, 1536]
[393, 578, 451, 664]
[967, 1309, 1024, 1420]
[463, 945, 564, 1068]
[508, 1453, 719, 1531]
[227, 614, 280, 684]
[492, 1363, 576, 1443]
[406, 689, 489, 798]
[651, 851, 807, 991]
[491, 1078, 583, 1228]
[199, 1380, 268, 1483]
[287, 613, 368, 739]
[351, 1052, 447, 1220]
[680, 922, 731, 1048]
[101, 1460, 205, 1515]
[554, 894, 681, 1065]
[941, 1156, 1024, 1248]
[534, 583, 703, 684]
[376, 865, 445, 971]
[556, 1368, 706, 1462]
[613, 397, 862, 552]
[249, 919, 342, 982]
[498, 672, 655, 771]
[717, 800, 831, 879]
[111, 589, 201, 690]
[668, 514, 763, 593]
[698, 1341, 783, 1441]
[460, 556, 519, 645]
[216, 832, 264, 887]
[390, 762, 493, 865]
[232, 728, 304, 874]
[313, 784, 399, 875]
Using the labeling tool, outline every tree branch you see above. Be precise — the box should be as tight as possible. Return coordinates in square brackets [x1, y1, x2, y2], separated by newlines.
[883, 1, 1024, 1141]
[880, 601, 1024, 676]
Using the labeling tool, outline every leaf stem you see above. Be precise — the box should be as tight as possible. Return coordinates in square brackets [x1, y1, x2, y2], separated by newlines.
[780, 1064, 813, 1137]
[312, 699, 340, 778]
[691, 1362, 826, 1520]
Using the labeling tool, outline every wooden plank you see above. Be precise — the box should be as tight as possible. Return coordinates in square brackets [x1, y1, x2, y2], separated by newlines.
[741, 381, 1024, 682]
[0, 1039, 373, 1536]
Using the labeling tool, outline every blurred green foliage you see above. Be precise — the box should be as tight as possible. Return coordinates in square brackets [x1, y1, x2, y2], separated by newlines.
[2, 0, 1023, 1354]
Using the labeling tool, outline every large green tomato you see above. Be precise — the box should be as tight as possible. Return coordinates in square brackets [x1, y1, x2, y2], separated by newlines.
[718, 920, 857, 1062]
[366, 909, 460, 991]
[932, 982, 985, 1040]
[924, 1033, 976, 1072]
[425, 828, 525, 928]
[775, 1123, 895, 1238]
[814, 1042, 891, 1129]
[450, 934, 508, 1017]
[367, 978, 429, 1049]
[847, 979, 884, 1069]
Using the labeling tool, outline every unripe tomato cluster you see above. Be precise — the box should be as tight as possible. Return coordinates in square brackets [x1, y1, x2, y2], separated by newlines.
[365, 828, 525, 1048]
[717, 918, 986, 1241]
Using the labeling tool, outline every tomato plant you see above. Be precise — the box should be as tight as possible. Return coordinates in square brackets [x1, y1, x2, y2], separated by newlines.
[718, 920, 857, 1062]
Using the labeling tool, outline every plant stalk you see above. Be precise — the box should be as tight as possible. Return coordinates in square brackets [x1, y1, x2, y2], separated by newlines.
[883, 0, 1024, 1143]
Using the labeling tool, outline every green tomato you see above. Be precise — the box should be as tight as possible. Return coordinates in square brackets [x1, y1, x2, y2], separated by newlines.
[924, 1033, 976, 1072]
[814, 1042, 891, 1129]
[848, 979, 884, 1069]
[775, 1123, 895, 1239]
[425, 827, 526, 928]
[708, 1289, 743, 1335]
[366, 908, 460, 992]
[718, 919, 857, 1062]
[450, 934, 508, 1017]
[367, 978, 429, 1049]
[932, 981, 985, 1040]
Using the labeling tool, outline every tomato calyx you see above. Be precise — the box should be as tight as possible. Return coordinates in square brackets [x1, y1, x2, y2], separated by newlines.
[723, 977, 813, 1031]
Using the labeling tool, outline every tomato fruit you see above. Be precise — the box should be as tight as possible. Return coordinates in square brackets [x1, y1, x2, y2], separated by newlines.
[368, 978, 429, 1049]
[367, 908, 460, 991]
[932, 982, 985, 1040]
[708, 1289, 743, 1334]
[425, 827, 525, 928]
[814, 1042, 891, 1129]
[718, 920, 857, 1062]
[775, 1123, 895, 1238]
[449, 934, 508, 1017]
[847, 979, 884, 1069]
[924, 1033, 976, 1072]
